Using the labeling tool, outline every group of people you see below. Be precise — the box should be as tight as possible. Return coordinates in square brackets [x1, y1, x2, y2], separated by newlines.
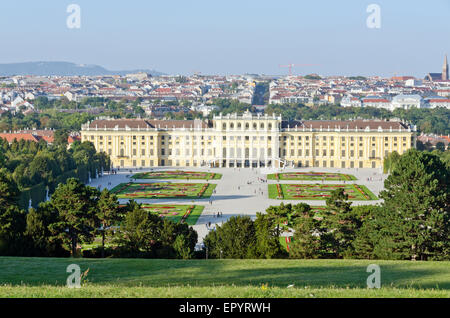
[213, 212, 223, 218]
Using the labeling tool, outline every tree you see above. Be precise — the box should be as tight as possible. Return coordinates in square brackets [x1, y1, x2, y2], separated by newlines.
[351, 205, 387, 259]
[54, 129, 69, 147]
[115, 201, 163, 257]
[48, 178, 99, 256]
[96, 189, 122, 258]
[0, 205, 27, 256]
[289, 205, 324, 259]
[383, 151, 401, 174]
[435, 142, 446, 152]
[25, 203, 68, 257]
[378, 149, 450, 260]
[416, 140, 426, 151]
[0, 144, 5, 166]
[254, 212, 284, 258]
[322, 189, 357, 258]
[265, 203, 291, 238]
[203, 216, 257, 259]
[158, 219, 197, 259]
[28, 152, 61, 185]
[172, 234, 193, 259]
[0, 168, 20, 208]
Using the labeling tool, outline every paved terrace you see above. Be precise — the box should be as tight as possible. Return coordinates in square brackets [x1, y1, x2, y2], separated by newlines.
[88, 167, 386, 245]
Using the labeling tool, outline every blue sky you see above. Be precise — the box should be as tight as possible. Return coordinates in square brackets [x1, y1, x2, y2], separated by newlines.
[0, 0, 449, 77]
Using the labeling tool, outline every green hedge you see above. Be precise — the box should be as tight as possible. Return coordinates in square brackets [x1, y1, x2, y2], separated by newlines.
[51, 170, 78, 192]
[18, 183, 47, 210]
[18, 164, 95, 210]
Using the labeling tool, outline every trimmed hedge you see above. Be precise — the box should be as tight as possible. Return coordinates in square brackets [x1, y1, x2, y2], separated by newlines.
[18, 164, 96, 210]
[18, 183, 47, 210]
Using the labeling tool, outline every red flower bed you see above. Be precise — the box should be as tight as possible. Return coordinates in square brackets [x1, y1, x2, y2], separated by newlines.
[276, 184, 283, 199]
[181, 205, 195, 223]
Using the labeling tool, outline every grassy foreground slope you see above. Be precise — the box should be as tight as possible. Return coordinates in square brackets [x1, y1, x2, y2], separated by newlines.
[1, 258, 449, 298]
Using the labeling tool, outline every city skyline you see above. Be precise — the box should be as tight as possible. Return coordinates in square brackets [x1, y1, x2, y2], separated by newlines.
[0, 0, 449, 77]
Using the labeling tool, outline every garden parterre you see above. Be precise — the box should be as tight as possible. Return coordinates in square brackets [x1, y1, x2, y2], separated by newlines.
[140, 204, 204, 225]
[110, 182, 216, 199]
[268, 183, 377, 200]
[132, 170, 222, 180]
[267, 172, 357, 181]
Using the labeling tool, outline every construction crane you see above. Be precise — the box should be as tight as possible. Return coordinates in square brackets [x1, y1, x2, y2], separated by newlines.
[279, 63, 319, 76]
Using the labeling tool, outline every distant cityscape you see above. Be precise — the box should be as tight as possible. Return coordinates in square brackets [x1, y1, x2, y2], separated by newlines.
[1, 55, 448, 116]
[0, 55, 449, 152]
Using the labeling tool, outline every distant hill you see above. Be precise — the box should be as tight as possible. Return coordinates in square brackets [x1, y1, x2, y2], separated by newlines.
[0, 61, 164, 76]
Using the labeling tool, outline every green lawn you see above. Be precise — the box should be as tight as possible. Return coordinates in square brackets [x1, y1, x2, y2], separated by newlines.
[268, 184, 378, 200]
[110, 182, 216, 199]
[267, 172, 357, 181]
[132, 170, 222, 180]
[0, 258, 449, 298]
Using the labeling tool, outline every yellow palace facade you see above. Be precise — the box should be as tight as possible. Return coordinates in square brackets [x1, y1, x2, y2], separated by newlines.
[80, 111, 416, 169]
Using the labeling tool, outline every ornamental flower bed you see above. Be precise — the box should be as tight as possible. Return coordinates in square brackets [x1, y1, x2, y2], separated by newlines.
[132, 171, 221, 180]
[112, 182, 215, 199]
[137, 204, 203, 224]
[181, 205, 195, 223]
[268, 172, 357, 181]
[269, 184, 377, 201]
[197, 184, 209, 197]
[276, 184, 283, 199]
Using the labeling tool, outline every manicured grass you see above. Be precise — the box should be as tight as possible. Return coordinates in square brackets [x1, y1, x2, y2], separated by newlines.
[268, 184, 377, 200]
[0, 258, 449, 298]
[132, 170, 222, 180]
[110, 182, 216, 199]
[3, 285, 448, 298]
[140, 204, 204, 225]
[267, 172, 357, 181]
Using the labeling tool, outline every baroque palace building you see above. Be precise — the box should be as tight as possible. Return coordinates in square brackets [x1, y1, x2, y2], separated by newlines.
[80, 111, 416, 169]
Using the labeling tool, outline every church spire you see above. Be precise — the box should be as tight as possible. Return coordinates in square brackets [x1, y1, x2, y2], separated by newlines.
[443, 54, 449, 81]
